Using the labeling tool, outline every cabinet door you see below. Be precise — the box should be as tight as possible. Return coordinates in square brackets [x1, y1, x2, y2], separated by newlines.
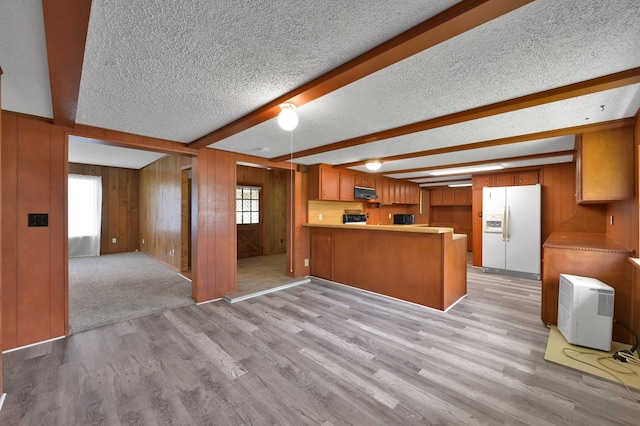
[442, 188, 455, 205]
[515, 171, 538, 186]
[320, 168, 340, 200]
[577, 127, 634, 203]
[311, 231, 333, 280]
[473, 175, 492, 189]
[355, 173, 375, 188]
[430, 188, 443, 206]
[339, 170, 354, 201]
[382, 178, 392, 204]
[453, 187, 471, 205]
[492, 173, 514, 187]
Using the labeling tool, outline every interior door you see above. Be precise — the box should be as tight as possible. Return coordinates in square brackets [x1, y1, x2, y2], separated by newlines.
[237, 224, 262, 258]
[482, 186, 506, 270]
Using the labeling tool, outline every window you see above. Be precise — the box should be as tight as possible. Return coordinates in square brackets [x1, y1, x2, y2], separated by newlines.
[236, 186, 260, 224]
[68, 174, 102, 257]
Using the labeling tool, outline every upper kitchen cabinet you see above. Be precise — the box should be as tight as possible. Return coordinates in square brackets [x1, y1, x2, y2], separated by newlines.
[308, 164, 340, 201]
[339, 170, 355, 201]
[515, 171, 539, 186]
[354, 173, 375, 189]
[492, 173, 514, 187]
[575, 127, 634, 204]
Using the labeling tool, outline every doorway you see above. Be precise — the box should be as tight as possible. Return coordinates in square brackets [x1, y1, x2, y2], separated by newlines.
[67, 136, 197, 333]
[230, 163, 301, 301]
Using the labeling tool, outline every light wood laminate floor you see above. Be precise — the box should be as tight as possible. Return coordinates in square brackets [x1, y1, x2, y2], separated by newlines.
[228, 253, 307, 301]
[1, 264, 639, 425]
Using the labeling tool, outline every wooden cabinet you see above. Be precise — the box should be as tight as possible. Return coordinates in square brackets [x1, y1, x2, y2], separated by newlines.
[308, 165, 342, 201]
[310, 231, 333, 280]
[492, 173, 514, 187]
[442, 188, 455, 205]
[430, 188, 443, 206]
[576, 127, 634, 203]
[542, 232, 633, 344]
[354, 173, 375, 188]
[515, 171, 538, 186]
[430, 187, 471, 206]
[473, 175, 492, 189]
[453, 187, 471, 205]
[339, 170, 355, 201]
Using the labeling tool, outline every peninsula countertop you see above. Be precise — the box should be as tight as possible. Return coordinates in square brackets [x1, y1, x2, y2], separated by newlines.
[303, 223, 467, 239]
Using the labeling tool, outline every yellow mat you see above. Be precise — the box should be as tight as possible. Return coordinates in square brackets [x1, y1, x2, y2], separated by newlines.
[544, 325, 640, 390]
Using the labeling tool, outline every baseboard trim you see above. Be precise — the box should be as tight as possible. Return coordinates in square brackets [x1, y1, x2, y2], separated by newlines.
[223, 278, 311, 303]
[2, 335, 66, 354]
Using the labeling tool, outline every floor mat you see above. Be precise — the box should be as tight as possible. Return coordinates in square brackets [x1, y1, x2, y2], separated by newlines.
[545, 325, 640, 390]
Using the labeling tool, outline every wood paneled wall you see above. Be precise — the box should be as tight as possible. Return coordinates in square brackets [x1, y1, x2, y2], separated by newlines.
[632, 113, 640, 337]
[237, 165, 287, 255]
[1, 69, 4, 393]
[69, 163, 140, 254]
[195, 149, 237, 301]
[139, 155, 192, 271]
[539, 162, 607, 241]
[1, 111, 67, 350]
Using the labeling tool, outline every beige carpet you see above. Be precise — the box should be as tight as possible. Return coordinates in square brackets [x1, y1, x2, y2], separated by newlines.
[545, 325, 640, 389]
[69, 252, 194, 333]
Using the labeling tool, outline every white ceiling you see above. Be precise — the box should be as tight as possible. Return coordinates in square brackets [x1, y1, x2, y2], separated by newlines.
[1, 0, 639, 185]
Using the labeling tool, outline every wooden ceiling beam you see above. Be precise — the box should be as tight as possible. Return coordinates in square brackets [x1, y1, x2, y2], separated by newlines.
[389, 150, 575, 178]
[272, 68, 640, 162]
[336, 117, 635, 168]
[187, 0, 534, 150]
[42, 0, 92, 128]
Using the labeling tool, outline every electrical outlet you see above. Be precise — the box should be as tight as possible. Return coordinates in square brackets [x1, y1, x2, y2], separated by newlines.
[304, 258, 309, 267]
[319, 213, 323, 221]
[388, 213, 392, 219]
[112, 238, 117, 243]
[142, 238, 145, 244]
[169, 249, 175, 256]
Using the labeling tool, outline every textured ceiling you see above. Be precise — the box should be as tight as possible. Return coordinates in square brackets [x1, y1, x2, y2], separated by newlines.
[69, 136, 167, 169]
[1, 0, 639, 183]
[75, 0, 457, 142]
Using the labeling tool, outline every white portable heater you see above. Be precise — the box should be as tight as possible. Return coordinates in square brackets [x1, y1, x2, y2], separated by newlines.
[557, 274, 614, 352]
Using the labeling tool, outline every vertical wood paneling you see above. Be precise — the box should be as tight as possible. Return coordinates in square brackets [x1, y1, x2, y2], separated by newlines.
[2, 112, 66, 350]
[237, 165, 287, 255]
[139, 155, 192, 270]
[16, 116, 52, 346]
[2, 112, 18, 349]
[68, 163, 140, 254]
[632, 114, 640, 336]
[196, 149, 237, 301]
[0, 70, 3, 392]
[49, 126, 67, 338]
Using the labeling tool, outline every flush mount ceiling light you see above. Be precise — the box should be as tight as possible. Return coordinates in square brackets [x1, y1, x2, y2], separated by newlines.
[365, 159, 383, 171]
[277, 103, 298, 131]
[429, 165, 503, 176]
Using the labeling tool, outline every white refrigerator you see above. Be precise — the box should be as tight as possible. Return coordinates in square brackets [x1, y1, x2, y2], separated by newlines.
[482, 184, 541, 279]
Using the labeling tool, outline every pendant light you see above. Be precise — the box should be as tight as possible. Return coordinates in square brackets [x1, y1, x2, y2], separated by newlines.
[278, 103, 298, 131]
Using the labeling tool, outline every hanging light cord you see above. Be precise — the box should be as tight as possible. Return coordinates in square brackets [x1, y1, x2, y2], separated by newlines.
[290, 129, 294, 273]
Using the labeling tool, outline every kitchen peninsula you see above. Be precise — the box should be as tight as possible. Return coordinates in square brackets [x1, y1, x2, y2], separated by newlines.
[305, 224, 467, 311]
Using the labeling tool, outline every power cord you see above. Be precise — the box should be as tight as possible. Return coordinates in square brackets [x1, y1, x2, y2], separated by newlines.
[562, 347, 640, 402]
[560, 320, 640, 402]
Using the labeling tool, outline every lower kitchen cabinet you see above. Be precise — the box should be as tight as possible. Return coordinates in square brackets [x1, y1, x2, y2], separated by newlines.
[542, 232, 633, 344]
[310, 231, 333, 280]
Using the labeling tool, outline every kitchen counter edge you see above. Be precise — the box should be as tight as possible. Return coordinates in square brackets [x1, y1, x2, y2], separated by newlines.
[303, 223, 466, 239]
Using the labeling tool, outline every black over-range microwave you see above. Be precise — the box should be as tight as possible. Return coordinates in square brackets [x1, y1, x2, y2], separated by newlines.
[393, 214, 415, 225]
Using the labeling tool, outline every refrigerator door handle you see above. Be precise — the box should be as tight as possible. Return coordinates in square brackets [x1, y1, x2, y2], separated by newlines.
[505, 205, 510, 241]
[501, 206, 506, 241]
